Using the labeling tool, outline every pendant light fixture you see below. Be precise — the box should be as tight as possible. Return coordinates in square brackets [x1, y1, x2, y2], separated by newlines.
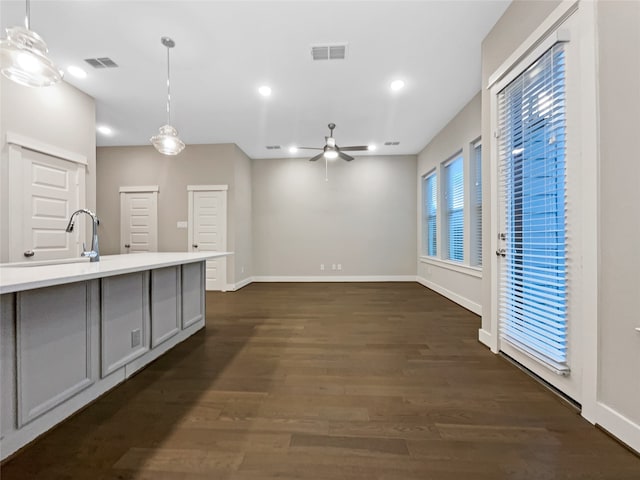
[150, 36, 185, 156]
[0, 0, 62, 87]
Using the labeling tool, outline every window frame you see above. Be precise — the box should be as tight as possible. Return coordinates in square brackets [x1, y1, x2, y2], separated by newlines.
[442, 153, 464, 263]
[422, 170, 438, 257]
[470, 138, 482, 267]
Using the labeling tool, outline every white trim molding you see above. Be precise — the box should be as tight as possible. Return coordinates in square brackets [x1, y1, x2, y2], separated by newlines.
[119, 185, 159, 193]
[419, 257, 482, 279]
[487, 0, 579, 89]
[5, 132, 87, 165]
[596, 402, 640, 454]
[416, 276, 482, 316]
[187, 185, 228, 191]
[253, 275, 418, 283]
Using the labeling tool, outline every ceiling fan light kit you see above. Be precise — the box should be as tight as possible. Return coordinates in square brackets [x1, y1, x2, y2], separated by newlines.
[150, 36, 185, 156]
[0, 0, 63, 87]
[298, 123, 369, 163]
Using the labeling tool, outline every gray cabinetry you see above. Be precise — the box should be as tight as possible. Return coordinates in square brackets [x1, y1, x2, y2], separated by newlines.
[15, 282, 97, 426]
[151, 266, 181, 347]
[101, 272, 150, 377]
[182, 262, 205, 328]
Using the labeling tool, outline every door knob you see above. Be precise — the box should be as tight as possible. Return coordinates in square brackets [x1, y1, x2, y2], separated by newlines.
[124, 244, 130, 248]
[495, 248, 506, 257]
[23, 250, 35, 257]
[192, 244, 198, 248]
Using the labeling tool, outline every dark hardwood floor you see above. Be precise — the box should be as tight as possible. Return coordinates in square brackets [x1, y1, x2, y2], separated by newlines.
[1, 282, 638, 479]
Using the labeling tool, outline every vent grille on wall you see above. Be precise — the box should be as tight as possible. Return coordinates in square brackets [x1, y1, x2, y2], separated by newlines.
[311, 44, 347, 61]
[384, 141, 400, 146]
[265, 145, 281, 150]
[84, 57, 119, 68]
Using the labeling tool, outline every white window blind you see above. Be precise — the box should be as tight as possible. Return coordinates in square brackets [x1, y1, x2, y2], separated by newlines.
[498, 43, 569, 374]
[423, 173, 437, 256]
[471, 142, 482, 266]
[444, 156, 464, 262]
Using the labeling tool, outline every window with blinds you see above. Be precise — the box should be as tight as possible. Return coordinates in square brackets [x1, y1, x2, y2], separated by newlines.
[423, 172, 437, 256]
[471, 141, 482, 266]
[444, 156, 464, 262]
[497, 43, 569, 374]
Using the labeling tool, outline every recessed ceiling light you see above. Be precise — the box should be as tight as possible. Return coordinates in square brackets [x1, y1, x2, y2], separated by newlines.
[367, 145, 377, 151]
[67, 65, 87, 79]
[97, 125, 112, 135]
[258, 85, 272, 97]
[289, 146, 298, 154]
[390, 79, 405, 91]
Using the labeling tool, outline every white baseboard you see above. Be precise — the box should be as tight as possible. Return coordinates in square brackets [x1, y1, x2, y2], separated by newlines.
[416, 276, 482, 316]
[478, 328, 495, 351]
[252, 275, 418, 283]
[596, 402, 640, 454]
[226, 277, 253, 291]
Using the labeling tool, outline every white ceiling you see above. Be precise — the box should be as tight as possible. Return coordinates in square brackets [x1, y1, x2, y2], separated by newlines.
[1, 1, 510, 159]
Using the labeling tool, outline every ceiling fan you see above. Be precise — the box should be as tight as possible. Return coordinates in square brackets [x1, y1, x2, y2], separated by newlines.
[299, 123, 368, 162]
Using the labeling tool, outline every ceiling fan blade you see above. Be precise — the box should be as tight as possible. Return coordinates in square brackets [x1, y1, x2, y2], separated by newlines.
[338, 151, 354, 162]
[339, 145, 369, 151]
[309, 153, 324, 162]
[298, 147, 323, 150]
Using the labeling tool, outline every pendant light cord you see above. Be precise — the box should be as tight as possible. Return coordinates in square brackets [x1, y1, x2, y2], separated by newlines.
[166, 44, 171, 126]
[25, 0, 30, 30]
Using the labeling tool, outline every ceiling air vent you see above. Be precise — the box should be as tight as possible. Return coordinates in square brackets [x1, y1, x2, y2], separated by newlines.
[311, 44, 347, 61]
[384, 141, 400, 146]
[265, 145, 281, 150]
[84, 57, 119, 69]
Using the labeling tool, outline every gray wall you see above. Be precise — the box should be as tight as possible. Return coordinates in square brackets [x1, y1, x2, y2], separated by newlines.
[0, 77, 96, 262]
[597, 0, 640, 428]
[416, 92, 482, 314]
[252, 155, 417, 277]
[96, 143, 252, 285]
[232, 145, 253, 282]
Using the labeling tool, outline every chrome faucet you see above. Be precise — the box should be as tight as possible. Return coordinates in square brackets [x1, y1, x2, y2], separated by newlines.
[65, 209, 100, 262]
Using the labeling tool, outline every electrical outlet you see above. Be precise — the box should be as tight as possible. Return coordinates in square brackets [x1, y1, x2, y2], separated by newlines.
[241, 266, 245, 274]
[332, 264, 336, 270]
[337, 264, 342, 271]
[320, 264, 325, 271]
[131, 329, 141, 348]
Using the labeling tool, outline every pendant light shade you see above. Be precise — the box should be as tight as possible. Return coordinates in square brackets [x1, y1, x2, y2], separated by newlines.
[150, 36, 184, 156]
[0, 1, 62, 87]
[151, 124, 185, 155]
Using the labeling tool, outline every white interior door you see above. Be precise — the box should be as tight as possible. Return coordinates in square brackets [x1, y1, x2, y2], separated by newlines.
[119, 187, 158, 253]
[188, 186, 227, 291]
[16, 148, 84, 262]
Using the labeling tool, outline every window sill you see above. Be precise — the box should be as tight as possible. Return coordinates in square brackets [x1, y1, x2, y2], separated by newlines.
[419, 256, 483, 278]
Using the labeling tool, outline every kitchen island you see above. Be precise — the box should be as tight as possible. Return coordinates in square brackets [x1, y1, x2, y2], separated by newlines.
[0, 252, 230, 460]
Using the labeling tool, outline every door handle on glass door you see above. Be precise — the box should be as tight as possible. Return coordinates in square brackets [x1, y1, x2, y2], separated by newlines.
[192, 244, 198, 248]
[495, 249, 506, 257]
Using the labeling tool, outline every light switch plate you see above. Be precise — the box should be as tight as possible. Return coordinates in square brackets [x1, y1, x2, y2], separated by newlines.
[176, 221, 188, 229]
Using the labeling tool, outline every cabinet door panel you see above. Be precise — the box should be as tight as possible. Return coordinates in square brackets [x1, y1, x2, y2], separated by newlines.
[101, 272, 149, 377]
[151, 267, 181, 347]
[182, 262, 205, 328]
[16, 283, 92, 426]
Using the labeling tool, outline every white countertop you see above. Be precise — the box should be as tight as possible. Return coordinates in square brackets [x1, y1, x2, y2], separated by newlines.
[0, 252, 232, 294]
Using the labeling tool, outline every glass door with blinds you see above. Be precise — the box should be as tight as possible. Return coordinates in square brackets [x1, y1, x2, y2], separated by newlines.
[494, 26, 581, 400]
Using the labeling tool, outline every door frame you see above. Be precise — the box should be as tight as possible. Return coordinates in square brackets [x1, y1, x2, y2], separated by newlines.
[187, 185, 228, 291]
[6, 134, 87, 263]
[119, 186, 159, 253]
